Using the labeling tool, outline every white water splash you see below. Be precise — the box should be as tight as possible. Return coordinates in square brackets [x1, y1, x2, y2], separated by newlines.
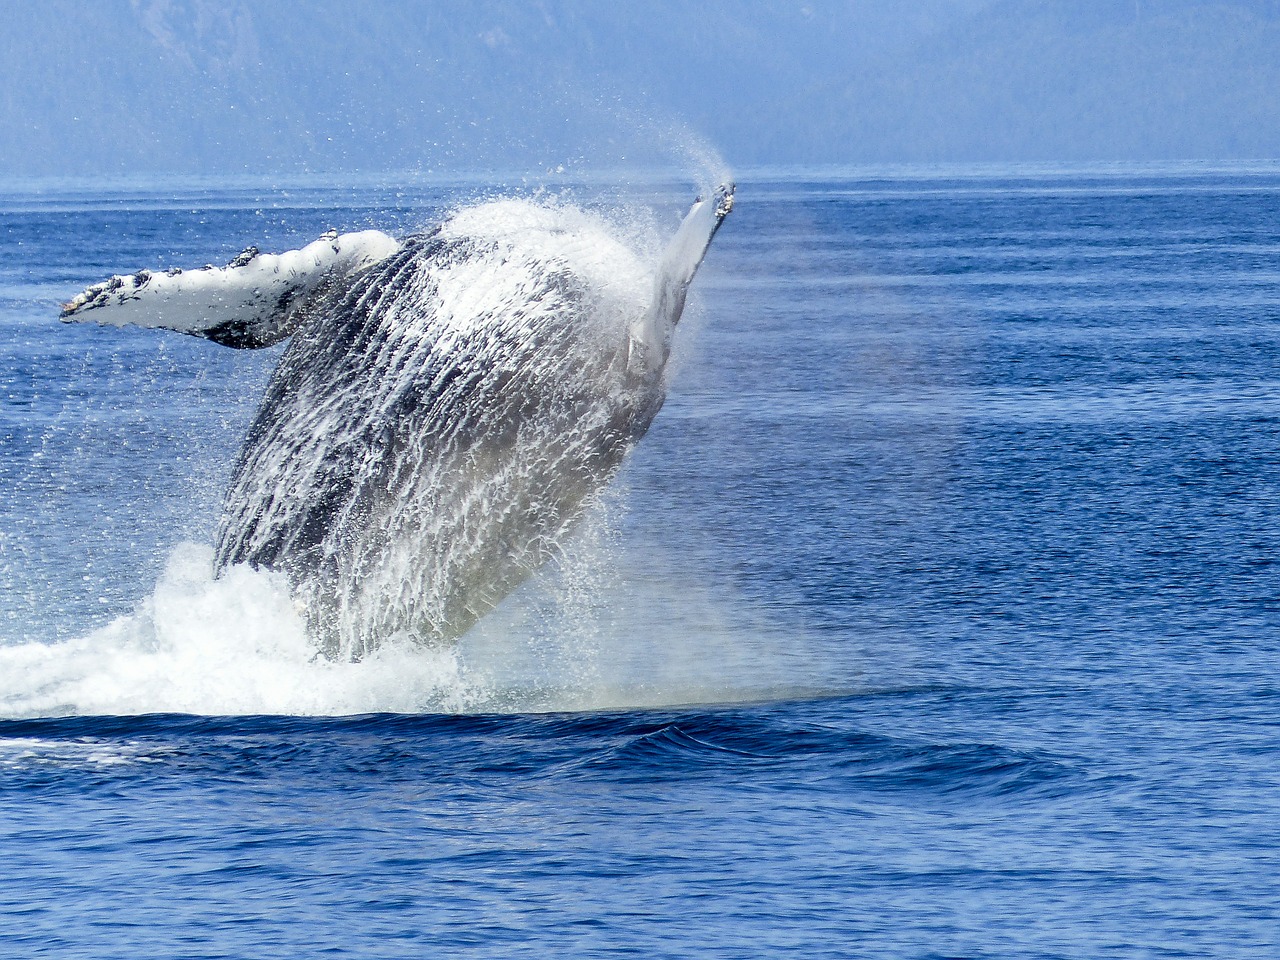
[0, 543, 479, 718]
[0, 532, 835, 719]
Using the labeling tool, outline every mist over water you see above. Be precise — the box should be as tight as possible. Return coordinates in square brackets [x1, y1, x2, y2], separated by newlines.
[12, 1, 1280, 180]
[0, 529, 822, 719]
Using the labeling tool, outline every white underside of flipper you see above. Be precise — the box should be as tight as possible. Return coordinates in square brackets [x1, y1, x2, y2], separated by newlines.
[61, 230, 402, 348]
[630, 183, 734, 370]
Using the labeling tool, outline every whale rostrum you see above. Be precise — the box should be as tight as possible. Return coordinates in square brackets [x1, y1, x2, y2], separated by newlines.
[63, 184, 734, 659]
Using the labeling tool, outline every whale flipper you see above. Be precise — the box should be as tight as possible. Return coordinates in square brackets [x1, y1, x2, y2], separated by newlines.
[60, 230, 401, 348]
[631, 182, 735, 370]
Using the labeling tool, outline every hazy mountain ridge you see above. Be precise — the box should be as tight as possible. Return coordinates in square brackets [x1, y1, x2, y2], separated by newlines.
[2, 0, 1278, 177]
[813, 0, 1280, 162]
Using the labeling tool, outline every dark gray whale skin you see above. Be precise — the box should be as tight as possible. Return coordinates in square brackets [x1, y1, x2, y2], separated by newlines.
[215, 230, 658, 657]
[64, 187, 733, 659]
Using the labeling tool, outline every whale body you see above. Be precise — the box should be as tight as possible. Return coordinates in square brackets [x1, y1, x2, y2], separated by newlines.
[62, 185, 734, 659]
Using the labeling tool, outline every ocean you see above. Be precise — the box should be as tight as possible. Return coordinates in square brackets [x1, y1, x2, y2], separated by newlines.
[1, 165, 1278, 957]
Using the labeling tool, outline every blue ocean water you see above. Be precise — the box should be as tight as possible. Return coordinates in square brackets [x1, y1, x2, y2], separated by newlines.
[2, 166, 1279, 957]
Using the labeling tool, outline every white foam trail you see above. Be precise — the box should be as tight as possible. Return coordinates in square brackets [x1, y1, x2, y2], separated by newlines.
[0, 737, 170, 770]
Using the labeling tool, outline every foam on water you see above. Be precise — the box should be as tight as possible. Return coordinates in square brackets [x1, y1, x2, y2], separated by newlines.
[0, 543, 478, 718]
[0, 527, 836, 719]
[0, 736, 171, 770]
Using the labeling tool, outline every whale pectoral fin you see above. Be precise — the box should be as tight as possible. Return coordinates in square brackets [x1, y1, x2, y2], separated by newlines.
[60, 229, 402, 348]
[631, 182, 734, 368]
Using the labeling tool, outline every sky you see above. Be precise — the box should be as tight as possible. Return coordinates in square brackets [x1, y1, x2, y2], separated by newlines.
[3, 0, 1280, 179]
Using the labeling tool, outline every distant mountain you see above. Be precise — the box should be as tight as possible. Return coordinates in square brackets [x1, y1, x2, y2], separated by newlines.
[803, 0, 1280, 163]
[2, 0, 1278, 178]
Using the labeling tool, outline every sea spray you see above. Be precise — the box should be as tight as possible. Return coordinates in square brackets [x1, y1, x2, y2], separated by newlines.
[0, 543, 477, 718]
[0, 531, 829, 718]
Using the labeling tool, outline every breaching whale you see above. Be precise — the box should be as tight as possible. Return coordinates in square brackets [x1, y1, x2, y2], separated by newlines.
[62, 184, 734, 659]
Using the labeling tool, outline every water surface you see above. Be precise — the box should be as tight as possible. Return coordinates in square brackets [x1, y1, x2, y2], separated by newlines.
[1, 166, 1277, 957]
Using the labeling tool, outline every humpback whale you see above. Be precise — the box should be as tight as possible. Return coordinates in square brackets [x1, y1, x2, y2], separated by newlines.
[62, 184, 734, 659]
